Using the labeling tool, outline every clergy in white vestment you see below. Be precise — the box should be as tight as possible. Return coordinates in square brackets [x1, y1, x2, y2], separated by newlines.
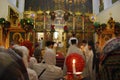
[85, 41, 96, 80]
[63, 38, 85, 76]
[43, 41, 56, 65]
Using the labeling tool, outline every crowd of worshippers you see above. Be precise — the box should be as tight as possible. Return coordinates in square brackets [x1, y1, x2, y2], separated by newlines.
[0, 39, 101, 80]
[0, 23, 120, 80]
[0, 22, 120, 80]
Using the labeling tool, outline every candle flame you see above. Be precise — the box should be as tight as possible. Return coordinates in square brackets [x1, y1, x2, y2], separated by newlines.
[72, 59, 76, 63]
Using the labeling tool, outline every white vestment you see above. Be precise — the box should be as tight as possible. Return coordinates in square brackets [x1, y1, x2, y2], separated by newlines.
[83, 49, 95, 80]
[63, 45, 85, 76]
[43, 47, 56, 65]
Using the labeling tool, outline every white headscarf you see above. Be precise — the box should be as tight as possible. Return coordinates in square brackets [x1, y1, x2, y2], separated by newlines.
[14, 45, 29, 68]
[68, 37, 78, 45]
[29, 57, 37, 69]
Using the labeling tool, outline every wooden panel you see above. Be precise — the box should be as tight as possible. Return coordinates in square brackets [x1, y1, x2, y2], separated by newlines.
[7, 27, 25, 47]
[99, 29, 115, 48]
[0, 27, 2, 45]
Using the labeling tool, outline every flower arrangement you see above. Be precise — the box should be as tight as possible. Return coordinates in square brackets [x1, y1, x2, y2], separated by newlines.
[0, 18, 11, 28]
[94, 22, 107, 35]
[50, 25, 55, 32]
[64, 25, 68, 32]
[20, 18, 34, 32]
[0, 18, 11, 36]
[0, 18, 5, 25]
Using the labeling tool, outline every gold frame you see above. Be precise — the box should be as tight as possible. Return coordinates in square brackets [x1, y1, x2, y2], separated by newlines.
[7, 27, 25, 48]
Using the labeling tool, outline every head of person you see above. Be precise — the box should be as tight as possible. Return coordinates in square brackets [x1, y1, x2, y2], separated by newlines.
[114, 22, 120, 37]
[51, 41, 55, 48]
[71, 39, 77, 45]
[88, 40, 94, 50]
[41, 37, 43, 40]
[46, 41, 53, 48]
[69, 38, 78, 45]
[29, 57, 37, 69]
[0, 46, 6, 52]
[0, 52, 27, 80]
[81, 40, 87, 46]
[13, 45, 29, 68]
[95, 41, 99, 47]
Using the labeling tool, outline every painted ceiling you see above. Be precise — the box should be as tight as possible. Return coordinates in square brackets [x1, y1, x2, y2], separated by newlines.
[25, 0, 93, 13]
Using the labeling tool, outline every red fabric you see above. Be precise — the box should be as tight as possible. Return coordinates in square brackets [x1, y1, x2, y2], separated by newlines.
[66, 53, 85, 73]
[56, 52, 65, 69]
[56, 52, 64, 59]
[20, 40, 33, 57]
[51, 25, 55, 29]
[64, 26, 68, 31]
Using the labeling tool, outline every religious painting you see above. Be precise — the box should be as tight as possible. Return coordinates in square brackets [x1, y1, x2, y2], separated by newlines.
[8, 6, 19, 26]
[35, 22, 44, 31]
[75, 16, 82, 31]
[9, 32, 25, 46]
[36, 14, 44, 22]
[68, 16, 73, 22]
[25, 0, 92, 13]
[99, 0, 104, 12]
[27, 32, 34, 42]
[44, 31, 53, 41]
[67, 23, 73, 31]
[79, 0, 93, 13]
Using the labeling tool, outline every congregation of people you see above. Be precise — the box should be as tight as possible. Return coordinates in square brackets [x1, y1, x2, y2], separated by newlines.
[0, 23, 120, 80]
[0, 38, 101, 80]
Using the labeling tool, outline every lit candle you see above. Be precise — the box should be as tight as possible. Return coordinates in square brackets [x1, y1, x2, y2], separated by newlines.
[72, 59, 76, 74]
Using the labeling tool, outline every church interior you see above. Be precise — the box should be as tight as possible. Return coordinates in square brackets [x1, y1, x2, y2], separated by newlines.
[0, 0, 119, 49]
[0, 0, 120, 80]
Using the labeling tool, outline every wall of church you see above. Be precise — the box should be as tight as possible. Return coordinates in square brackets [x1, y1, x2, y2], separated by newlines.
[93, 0, 100, 14]
[0, 0, 9, 19]
[8, 0, 25, 13]
[0, 0, 24, 19]
[96, 1, 120, 23]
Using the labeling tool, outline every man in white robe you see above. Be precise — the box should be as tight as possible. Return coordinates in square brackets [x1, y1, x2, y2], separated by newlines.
[63, 38, 85, 76]
[43, 41, 56, 65]
[31, 41, 63, 80]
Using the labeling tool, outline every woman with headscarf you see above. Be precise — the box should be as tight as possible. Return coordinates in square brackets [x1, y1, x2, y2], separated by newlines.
[12, 45, 38, 80]
[6, 45, 29, 80]
[0, 52, 27, 80]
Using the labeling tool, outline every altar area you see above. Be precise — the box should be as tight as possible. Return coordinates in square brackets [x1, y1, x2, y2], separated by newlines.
[0, 8, 117, 54]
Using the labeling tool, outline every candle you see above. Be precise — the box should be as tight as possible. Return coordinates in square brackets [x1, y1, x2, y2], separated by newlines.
[72, 59, 76, 74]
